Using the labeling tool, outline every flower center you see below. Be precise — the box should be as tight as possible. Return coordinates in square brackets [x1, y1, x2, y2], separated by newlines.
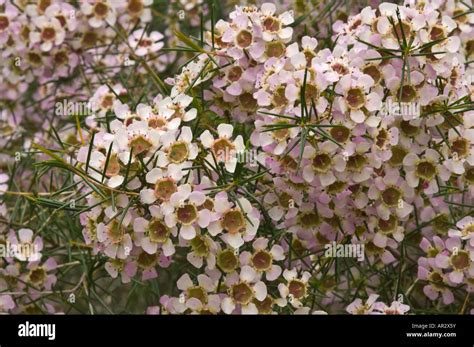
[238, 92, 257, 111]
[362, 65, 381, 84]
[381, 187, 402, 207]
[263, 16, 281, 33]
[265, 41, 285, 58]
[222, 209, 246, 234]
[298, 212, 320, 228]
[278, 192, 293, 208]
[130, 135, 152, 156]
[227, 66, 243, 82]
[127, 0, 143, 15]
[272, 121, 290, 141]
[54, 51, 68, 65]
[82, 31, 98, 47]
[168, 141, 189, 164]
[212, 138, 235, 159]
[389, 145, 407, 166]
[41, 27, 56, 41]
[251, 250, 273, 271]
[397, 85, 417, 103]
[56, 15, 67, 27]
[187, 286, 208, 304]
[28, 52, 43, 66]
[272, 86, 288, 107]
[28, 267, 47, 285]
[0, 16, 9, 31]
[137, 252, 157, 269]
[138, 38, 152, 47]
[39, 0, 52, 13]
[108, 220, 125, 244]
[346, 154, 367, 172]
[231, 282, 254, 305]
[101, 93, 114, 108]
[304, 50, 316, 66]
[280, 155, 298, 171]
[330, 126, 350, 143]
[312, 153, 332, 173]
[461, 223, 474, 238]
[451, 138, 469, 158]
[378, 215, 398, 234]
[217, 249, 238, 273]
[154, 178, 177, 201]
[304, 84, 319, 102]
[254, 296, 274, 314]
[148, 220, 169, 243]
[466, 40, 474, 56]
[428, 272, 444, 291]
[190, 235, 209, 257]
[465, 167, 474, 184]
[375, 128, 389, 149]
[430, 25, 446, 41]
[432, 214, 450, 235]
[327, 181, 346, 195]
[400, 120, 419, 137]
[288, 279, 307, 299]
[332, 62, 349, 75]
[415, 161, 437, 180]
[176, 204, 198, 225]
[94, 2, 109, 18]
[450, 251, 469, 270]
[454, 8, 469, 24]
[391, 21, 412, 42]
[346, 88, 366, 109]
[198, 198, 214, 211]
[236, 30, 253, 48]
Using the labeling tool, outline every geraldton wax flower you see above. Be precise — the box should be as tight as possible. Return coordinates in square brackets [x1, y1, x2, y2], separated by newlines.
[0, 0, 472, 316]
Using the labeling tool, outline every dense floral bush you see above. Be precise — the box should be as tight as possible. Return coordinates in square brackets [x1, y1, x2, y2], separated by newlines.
[0, 0, 473, 315]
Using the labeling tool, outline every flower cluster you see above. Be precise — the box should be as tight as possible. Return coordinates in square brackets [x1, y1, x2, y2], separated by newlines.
[0, 0, 473, 315]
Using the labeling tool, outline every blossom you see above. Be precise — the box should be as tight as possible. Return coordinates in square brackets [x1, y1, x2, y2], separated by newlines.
[200, 124, 245, 173]
[129, 29, 164, 57]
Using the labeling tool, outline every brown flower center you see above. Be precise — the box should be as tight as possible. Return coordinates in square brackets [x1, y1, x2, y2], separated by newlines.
[148, 220, 170, 243]
[236, 30, 253, 48]
[222, 209, 246, 234]
[168, 141, 189, 164]
[415, 161, 437, 180]
[231, 282, 254, 305]
[450, 251, 469, 270]
[238, 92, 257, 111]
[381, 187, 402, 207]
[346, 88, 366, 109]
[154, 178, 177, 201]
[94, 2, 109, 18]
[0, 16, 9, 31]
[251, 250, 273, 271]
[127, 0, 143, 16]
[288, 279, 307, 299]
[28, 267, 47, 285]
[312, 153, 332, 173]
[41, 27, 56, 41]
[263, 16, 281, 33]
[176, 204, 198, 225]
[227, 66, 243, 82]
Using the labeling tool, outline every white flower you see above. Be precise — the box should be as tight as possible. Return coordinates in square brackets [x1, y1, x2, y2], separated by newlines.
[200, 124, 245, 173]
